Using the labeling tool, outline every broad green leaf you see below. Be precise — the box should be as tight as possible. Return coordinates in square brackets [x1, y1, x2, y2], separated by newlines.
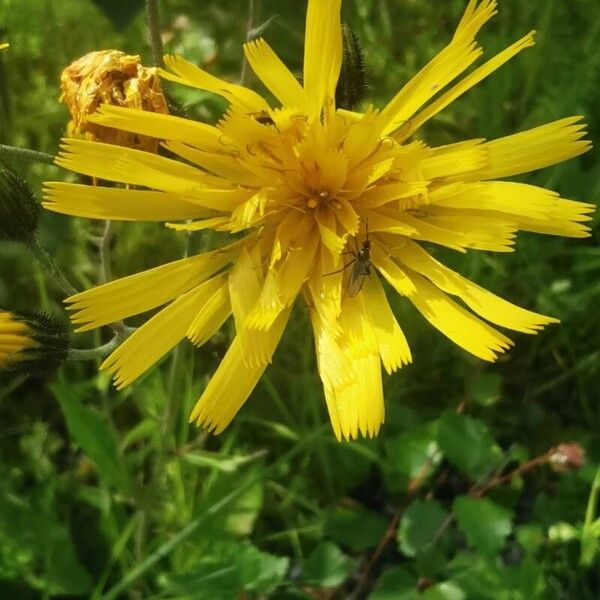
[453, 497, 513, 555]
[436, 412, 500, 479]
[302, 542, 354, 587]
[398, 500, 448, 557]
[235, 542, 289, 593]
[50, 380, 129, 492]
[385, 426, 440, 490]
[422, 581, 466, 600]
[325, 505, 388, 551]
[369, 567, 416, 600]
[201, 463, 265, 536]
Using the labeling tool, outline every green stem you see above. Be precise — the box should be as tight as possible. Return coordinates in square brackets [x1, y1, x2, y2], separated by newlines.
[67, 336, 121, 361]
[146, 0, 164, 68]
[28, 237, 78, 297]
[100, 427, 326, 600]
[0, 144, 55, 165]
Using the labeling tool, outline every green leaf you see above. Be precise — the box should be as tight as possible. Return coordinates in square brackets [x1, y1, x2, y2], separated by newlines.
[302, 542, 354, 587]
[436, 412, 499, 479]
[422, 581, 466, 600]
[235, 542, 289, 593]
[516, 524, 545, 554]
[385, 426, 440, 490]
[467, 373, 502, 407]
[369, 567, 416, 599]
[453, 497, 513, 555]
[325, 505, 388, 551]
[201, 463, 265, 536]
[398, 500, 448, 557]
[50, 381, 129, 492]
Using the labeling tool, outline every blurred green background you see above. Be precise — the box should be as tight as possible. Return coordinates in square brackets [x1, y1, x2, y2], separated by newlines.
[0, 0, 599, 598]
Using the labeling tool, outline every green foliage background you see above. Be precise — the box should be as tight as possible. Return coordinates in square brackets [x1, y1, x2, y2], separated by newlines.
[0, 0, 599, 598]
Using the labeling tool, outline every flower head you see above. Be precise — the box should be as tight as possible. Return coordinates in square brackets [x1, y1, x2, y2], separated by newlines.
[60, 49, 169, 151]
[0, 310, 68, 375]
[0, 165, 40, 244]
[44, 0, 593, 440]
[0, 43, 8, 51]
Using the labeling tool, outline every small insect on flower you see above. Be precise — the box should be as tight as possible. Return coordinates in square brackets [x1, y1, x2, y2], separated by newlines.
[327, 221, 373, 296]
[248, 110, 275, 126]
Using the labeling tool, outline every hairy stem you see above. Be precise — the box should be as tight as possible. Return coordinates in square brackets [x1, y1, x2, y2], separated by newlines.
[0, 144, 55, 165]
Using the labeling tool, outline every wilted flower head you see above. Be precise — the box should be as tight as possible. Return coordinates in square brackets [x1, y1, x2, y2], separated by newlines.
[0, 310, 68, 375]
[60, 49, 169, 151]
[44, 0, 593, 440]
[0, 165, 40, 244]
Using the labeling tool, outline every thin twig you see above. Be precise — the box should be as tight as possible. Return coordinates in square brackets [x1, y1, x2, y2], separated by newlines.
[0, 144, 55, 165]
[239, 0, 257, 85]
[146, 0, 164, 68]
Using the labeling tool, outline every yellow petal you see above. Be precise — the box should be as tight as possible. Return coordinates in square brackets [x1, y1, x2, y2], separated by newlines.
[161, 55, 269, 113]
[166, 217, 231, 232]
[370, 244, 417, 297]
[162, 140, 262, 187]
[420, 140, 488, 181]
[87, 105, 224, 151]
[356, 181, 428, 209]
[407, 31, 536, 135]
[379, 38, 483, 135]
[325, 296, 384, 440]
[43, 182, 210, 221]
[101, 275, 229, 389]
[362, 275, 412, 373]
[0, 43, 9, 51]
[243, 38, 308, 109]
[379, 0, 498, 136]
[304, 0, 343, 115]
[189, 307, 291, 433]
[67, 244, 239, 331]
[404, 269, 513, 361]
[430, 181, 594, 238]
[247, 229, 319, 330]
[467, 117, 592, 180]
[397, 241, 558, 333]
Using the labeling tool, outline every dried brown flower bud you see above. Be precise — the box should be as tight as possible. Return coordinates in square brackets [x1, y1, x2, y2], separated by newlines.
[60, 50, 169, 152]
[549, 442, 585, 473]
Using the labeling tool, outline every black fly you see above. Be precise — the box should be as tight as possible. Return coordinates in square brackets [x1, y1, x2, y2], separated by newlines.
[325, 221, 371, 297]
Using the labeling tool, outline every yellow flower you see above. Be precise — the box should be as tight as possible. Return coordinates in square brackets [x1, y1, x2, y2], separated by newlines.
[0, 311, 37, 368]
[0, 43, 8, 51]
[44, 0, 593, 440]
[60, 50, 169, 152]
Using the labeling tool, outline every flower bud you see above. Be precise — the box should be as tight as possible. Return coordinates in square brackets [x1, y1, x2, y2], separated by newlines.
[60, 49, 169, 152]
[549, 442, 585, 473]
[0, 310, 68, 376]
[0, 165, 40, 244]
